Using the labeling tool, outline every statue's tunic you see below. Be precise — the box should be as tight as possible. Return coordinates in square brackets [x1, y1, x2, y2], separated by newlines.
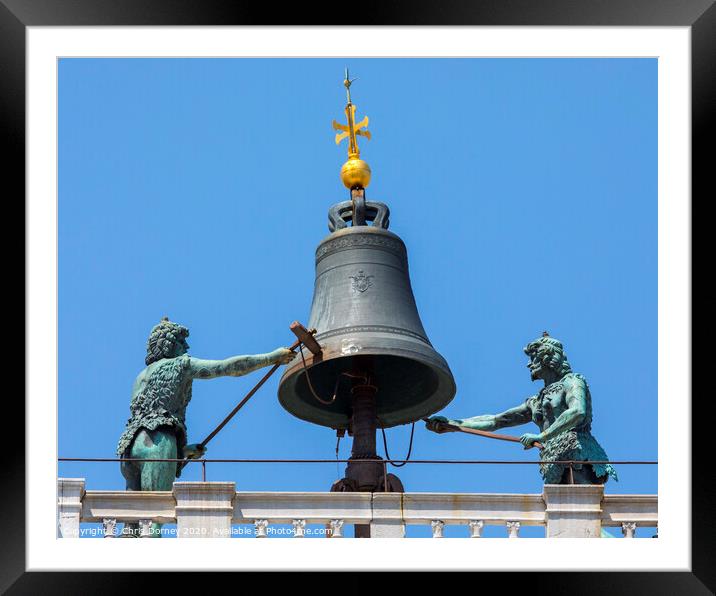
[116, 355, 192, 476]
[525, 373, 618, 484]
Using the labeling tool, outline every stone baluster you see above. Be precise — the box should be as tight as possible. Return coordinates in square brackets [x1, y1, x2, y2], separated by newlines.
[254, 519, 269, 538]
[621, 522, 637, 538]
[102, 518, 117, 538]
[329, 519, 344, 538]
[292, 519, 306, 538]
[138, 519, 152, 538]
[57, 478, 85, 538]
[431, 520, 445, 538]
[173, 481, 236, 538]
[468, 520, 484, 538]
[506, 521, 521, 538]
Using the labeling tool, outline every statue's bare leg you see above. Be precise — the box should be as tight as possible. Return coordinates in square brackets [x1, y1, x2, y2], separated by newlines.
[119, 458, 142, 537]
[126, 426, 178, 537]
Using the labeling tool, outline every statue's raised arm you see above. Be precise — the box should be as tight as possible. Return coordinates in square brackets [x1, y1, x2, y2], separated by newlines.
[188, 348, 293, 379]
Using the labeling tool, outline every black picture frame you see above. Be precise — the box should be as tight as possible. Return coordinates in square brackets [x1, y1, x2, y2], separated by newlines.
[6, 0, 709, 592]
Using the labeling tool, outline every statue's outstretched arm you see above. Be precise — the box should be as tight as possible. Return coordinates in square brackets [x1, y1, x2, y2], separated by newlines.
[188, 348, 292, 380]
[427, 402, 531, 433]
[466, 402, 532, 430]
[536, 377, 587, 442]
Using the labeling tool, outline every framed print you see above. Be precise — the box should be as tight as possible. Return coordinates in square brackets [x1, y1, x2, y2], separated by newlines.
[7, 0, 710, 592]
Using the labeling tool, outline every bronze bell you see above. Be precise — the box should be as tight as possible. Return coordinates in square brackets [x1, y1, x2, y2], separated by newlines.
[278, 196, 456, 430]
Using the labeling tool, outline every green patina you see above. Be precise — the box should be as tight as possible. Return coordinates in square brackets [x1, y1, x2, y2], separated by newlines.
[117, 317, 293, 537]
[427, 334, 617, 486]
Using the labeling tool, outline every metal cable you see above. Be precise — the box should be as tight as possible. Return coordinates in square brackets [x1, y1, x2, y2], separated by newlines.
[335, 434, 341, 476]
[379, 420, 415, 468]
[299, 342, 338, 405]
[298, 345, 370, 408]
[60, 457, 656, 465]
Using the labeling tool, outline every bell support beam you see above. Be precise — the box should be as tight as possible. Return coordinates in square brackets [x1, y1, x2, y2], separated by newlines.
[329, 370, 404, 538]
[350, 384, 378, 458]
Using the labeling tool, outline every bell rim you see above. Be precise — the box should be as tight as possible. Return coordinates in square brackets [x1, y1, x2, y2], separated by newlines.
[277, 345, 456, 430]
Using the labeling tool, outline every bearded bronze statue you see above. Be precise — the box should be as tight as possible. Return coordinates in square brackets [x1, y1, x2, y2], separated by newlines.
[427, 333, 617, 485]
[116, 317, 293, 536]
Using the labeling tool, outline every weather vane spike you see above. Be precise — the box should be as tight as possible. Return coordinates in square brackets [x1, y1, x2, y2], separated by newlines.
[332, 69, 372, 189]
[343, 67, 355, 104]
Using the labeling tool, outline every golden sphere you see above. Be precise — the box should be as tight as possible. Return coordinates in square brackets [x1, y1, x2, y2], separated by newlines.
[340, 158, 371, 189]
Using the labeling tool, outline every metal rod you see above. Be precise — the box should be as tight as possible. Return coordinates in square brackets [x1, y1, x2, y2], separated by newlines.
[198, 324, 320, 451]
[179, 324, 320, 471]
[197, 337, 301, 450]
[424, 419, 544, 449]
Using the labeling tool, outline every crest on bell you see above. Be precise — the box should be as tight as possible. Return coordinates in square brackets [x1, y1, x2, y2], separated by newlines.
[350, 270, 373, 293]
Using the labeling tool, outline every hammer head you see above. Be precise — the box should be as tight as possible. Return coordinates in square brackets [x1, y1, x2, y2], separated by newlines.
[290, 321, 322, 355]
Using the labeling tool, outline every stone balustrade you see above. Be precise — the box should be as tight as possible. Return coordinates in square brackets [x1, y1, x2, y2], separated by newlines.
[58, 478, 657, 538]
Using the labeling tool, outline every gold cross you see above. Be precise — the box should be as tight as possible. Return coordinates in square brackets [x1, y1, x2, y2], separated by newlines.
[332, 71, 371, 158]
[333, 105, 371, 157]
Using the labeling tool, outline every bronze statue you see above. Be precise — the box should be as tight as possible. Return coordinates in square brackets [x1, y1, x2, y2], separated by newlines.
[116, 317, 293, 536]
[427, 333, 617, 485]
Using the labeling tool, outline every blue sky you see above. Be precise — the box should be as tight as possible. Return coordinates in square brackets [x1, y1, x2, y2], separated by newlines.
[58, 58, 657, 537]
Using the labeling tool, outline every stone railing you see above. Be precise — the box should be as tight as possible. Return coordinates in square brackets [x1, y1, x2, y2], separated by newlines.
[57, 479, 657, 538]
